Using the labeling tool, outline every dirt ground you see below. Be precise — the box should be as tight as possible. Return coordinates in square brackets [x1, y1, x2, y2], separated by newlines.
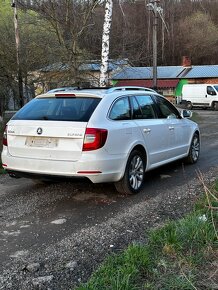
[0, 109, 218, 289]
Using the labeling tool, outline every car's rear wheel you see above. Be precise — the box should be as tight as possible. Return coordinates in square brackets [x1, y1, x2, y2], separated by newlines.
[213, 102, 218, 111]
[115, 150, 146, 195]
[185, 133, 200, 164]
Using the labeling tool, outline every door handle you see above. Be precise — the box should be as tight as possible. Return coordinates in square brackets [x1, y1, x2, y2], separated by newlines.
[169, 126, 174, 130]
[143, 128, 151, 133]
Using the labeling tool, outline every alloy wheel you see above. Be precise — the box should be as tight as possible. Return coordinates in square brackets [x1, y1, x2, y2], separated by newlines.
[128, 155, 144, 190]
[191, 135, 200, 162]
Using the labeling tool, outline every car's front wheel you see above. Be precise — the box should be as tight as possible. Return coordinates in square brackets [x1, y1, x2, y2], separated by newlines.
[115, 150, 146, 195]
[185, 133, 200, 164]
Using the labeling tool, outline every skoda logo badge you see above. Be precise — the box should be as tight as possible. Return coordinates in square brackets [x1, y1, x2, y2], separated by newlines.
[37, 127, 43, 135]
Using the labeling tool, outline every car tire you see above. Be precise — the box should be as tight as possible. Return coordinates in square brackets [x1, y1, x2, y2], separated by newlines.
[213, 102, 218, 111]
[186, 101, 193, 110]
[185, 133, 200, 164]
[114, 150, 146, 195]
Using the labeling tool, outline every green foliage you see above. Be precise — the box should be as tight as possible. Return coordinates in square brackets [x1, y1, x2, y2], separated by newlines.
[179, 12, 218, 62]
[77, 244, 151, 290]
[0, 0, 13, 21]
[214, 180, 218, 192]
[76, 184, 218, 290]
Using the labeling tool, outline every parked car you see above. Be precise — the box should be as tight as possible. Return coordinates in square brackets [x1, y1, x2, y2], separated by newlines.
[181, 84, 218, 110]
[1, 86, 200, 194]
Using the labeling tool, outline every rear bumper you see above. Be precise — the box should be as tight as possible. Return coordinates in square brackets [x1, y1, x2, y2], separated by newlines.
[1, 149, 126, 183]
[5, 169, 86, 181]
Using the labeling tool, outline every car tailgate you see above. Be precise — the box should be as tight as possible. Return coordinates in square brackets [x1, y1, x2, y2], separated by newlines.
[7, 121, 86, 161]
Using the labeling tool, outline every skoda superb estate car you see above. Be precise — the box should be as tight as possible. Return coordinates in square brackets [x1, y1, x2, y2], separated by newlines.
[1, 86, 200, 194]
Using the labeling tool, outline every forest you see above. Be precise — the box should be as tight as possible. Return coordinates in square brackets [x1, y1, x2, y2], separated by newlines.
[0, 0, 218, 112]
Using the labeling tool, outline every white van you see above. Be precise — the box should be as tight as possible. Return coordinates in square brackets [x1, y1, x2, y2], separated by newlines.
[181, 84, 218, 110]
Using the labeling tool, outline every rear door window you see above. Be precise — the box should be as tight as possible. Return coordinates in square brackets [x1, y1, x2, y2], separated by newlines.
[12, 97, 101, 122]
[109, 97, 131, 120]
[133, 95, 156, 119]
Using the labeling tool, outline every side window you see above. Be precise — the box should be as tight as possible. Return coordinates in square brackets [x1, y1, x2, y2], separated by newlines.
[134, 95, 156, 119]
[154, 96, 180, 119]
[132, 97, 143, 119]
[207, 86, 216, 96]
[109, 97, 130, 120]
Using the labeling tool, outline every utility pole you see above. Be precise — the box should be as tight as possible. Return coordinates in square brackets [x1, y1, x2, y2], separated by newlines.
[147, 0, 161, 91]
[11, 0, 24, 108]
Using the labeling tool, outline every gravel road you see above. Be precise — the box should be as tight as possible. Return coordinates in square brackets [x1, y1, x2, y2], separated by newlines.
[0, 109, 218, 290]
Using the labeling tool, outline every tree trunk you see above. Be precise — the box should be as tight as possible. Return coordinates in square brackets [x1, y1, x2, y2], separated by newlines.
[100, 0, 113, 87]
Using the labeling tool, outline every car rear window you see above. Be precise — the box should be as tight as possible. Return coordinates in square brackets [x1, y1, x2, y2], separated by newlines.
[12, 97, 101, 122]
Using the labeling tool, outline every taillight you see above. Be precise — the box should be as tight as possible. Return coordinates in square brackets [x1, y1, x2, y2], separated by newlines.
[83, 128, 108, 151]
[3, 126, 7, 146]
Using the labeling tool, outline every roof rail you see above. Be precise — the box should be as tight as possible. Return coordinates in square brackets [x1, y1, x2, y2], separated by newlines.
[106, 86, 156, 93]
[77, 86, 111, 90]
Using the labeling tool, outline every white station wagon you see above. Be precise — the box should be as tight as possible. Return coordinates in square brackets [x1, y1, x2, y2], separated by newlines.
[2, 87, 200, 194]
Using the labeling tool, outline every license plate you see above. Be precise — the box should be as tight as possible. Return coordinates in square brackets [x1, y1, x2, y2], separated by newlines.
[25, 137, 58, 148]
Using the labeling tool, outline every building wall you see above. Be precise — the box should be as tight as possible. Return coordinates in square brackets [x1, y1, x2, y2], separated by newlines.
[175, 79, 188, 97]
[187, 78, 218, 84]
[113, 79, 177, 103]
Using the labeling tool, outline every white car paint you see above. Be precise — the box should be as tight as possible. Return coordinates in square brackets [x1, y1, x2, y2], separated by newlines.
[1, 87, 200, 194]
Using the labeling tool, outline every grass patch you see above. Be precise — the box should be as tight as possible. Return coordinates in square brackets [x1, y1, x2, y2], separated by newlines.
[76, 179, 218, 290]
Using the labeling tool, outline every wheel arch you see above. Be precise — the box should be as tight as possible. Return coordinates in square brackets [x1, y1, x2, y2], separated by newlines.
[190, 129, 200, 145]
[194, 129, 200, 136]
[115, 144, 147, 194]
[118, 144, 148, 181]
[185, 129, 200, 164]
[129, 144, 148, 169]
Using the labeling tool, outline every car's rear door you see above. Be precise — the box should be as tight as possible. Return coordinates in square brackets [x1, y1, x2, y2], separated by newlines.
[131, 95, 171, 167]
[153, 95, 191, 158]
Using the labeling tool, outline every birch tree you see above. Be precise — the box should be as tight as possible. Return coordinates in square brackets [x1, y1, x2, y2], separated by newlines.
[100, 0, 113, 87]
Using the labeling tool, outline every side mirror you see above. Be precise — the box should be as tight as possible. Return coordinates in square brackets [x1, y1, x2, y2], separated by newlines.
[181, 109, 192, 119]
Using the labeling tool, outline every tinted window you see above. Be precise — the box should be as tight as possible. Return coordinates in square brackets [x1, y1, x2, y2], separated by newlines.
[109, 97, 130, 120]
[12, 97, 101, 122]
[214, 85, 218, 92]
[134, 95, 156, 119]
[154, 96, 181, 119]
[207, 86, 216, 95]
[132, 97, 143, 119]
